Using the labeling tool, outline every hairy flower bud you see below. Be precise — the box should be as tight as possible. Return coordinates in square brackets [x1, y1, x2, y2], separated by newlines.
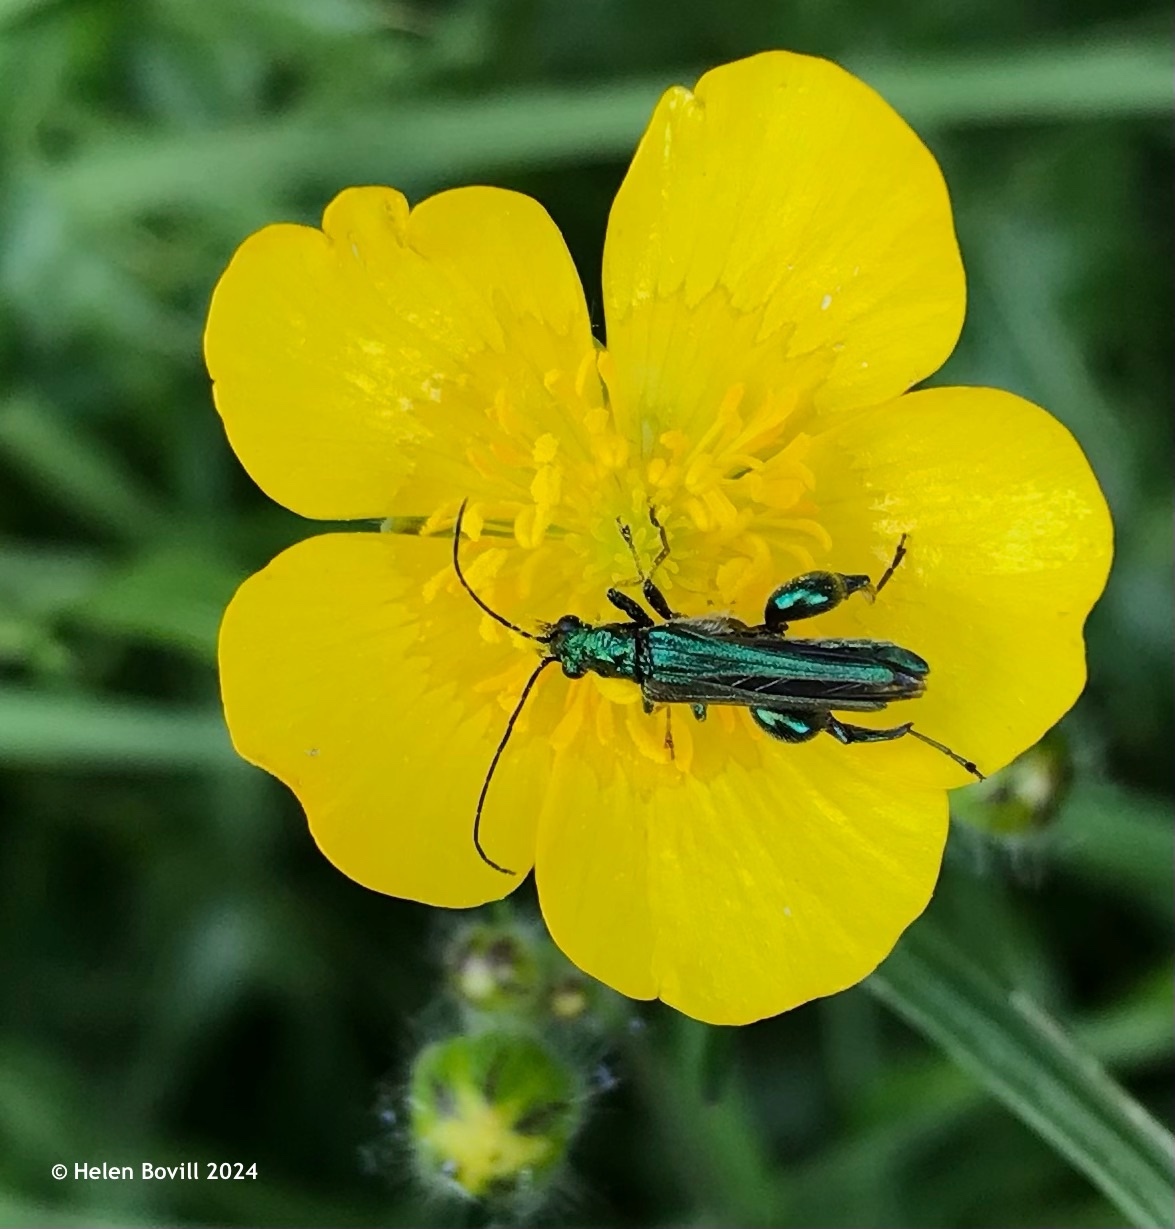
[953, 734, 1073, 835]
[445, 919, 543, 1016]
[408, 1032, 581, 1204]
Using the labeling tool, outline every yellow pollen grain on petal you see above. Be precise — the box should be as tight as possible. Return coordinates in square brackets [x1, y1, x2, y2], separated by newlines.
[532, 433, 560, 464]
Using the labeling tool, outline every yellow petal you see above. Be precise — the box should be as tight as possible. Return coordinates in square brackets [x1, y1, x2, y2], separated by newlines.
[800, 386, 1113, 787]
[536, 731, 947, 1024]
[205, 186, 600, 520]
[602, 51, 963, 443]
[219, 531, 562, 906]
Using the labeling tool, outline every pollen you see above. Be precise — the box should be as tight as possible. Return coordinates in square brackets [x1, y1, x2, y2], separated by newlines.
[427, 361, 833, 785]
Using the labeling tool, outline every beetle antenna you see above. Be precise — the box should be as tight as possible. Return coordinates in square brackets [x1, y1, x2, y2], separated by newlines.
[453, 499, 543, 641]
[908, 727, 985, 781]
[474, 657, 557, 874]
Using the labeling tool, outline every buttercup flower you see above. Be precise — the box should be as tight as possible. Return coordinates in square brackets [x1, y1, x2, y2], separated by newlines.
[205, 52, 1112, 1025]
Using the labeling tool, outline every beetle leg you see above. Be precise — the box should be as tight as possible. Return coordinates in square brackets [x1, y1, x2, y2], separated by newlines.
[642, 579, 678, 621]
[751, 708, 828, 742]
[616, 515, 681, 620]
[763, 536, 909, 633]
[647, 504, 672, 573]
[606, 587, 654, 627]
[826, 715, 984, 780]
[874, 534, 909, 596]
[644, 506, 683, 617]
[763, 572, 871, 632]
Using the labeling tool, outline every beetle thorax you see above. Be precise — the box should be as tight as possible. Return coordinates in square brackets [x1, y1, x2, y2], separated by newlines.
[547, 616, 638, 680]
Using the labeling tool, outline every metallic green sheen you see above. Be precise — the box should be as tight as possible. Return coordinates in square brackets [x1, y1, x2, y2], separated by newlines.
[542, 613, 928, 714]
[646, 625, 919, 688]
[545, 615, 636, 680]
[765, 571, 872, 628]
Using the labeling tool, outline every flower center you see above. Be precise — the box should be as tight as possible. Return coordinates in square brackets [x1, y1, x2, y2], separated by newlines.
[414, 348, 833, 782]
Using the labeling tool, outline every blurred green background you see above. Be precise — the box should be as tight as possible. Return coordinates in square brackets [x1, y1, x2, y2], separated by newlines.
[0, 1, 1171, 1226]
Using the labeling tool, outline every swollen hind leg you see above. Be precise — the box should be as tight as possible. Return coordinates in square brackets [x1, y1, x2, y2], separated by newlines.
[763, 536, 909, 633]
[751, 708, 827, 742]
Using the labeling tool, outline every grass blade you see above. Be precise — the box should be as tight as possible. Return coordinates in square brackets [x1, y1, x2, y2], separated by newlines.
[869, 921, 1175, 1228]
[0, 689, 238, 769]
[0, 396, 167, 542]
[46, 37, 1173, 221]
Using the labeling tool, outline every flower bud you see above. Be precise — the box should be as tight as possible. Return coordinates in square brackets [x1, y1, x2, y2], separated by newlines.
[548, 975, 591, 1021]
[444, 920, 542, 1016]
[953, 733, 1073, 835]
[408, 1032, 580, 1204]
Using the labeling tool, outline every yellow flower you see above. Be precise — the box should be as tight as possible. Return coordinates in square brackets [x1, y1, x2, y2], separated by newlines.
[205, 52, 1112, 1025]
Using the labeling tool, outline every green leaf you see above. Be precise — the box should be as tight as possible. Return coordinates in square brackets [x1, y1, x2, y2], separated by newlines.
[869, 921, 1175, 1228]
